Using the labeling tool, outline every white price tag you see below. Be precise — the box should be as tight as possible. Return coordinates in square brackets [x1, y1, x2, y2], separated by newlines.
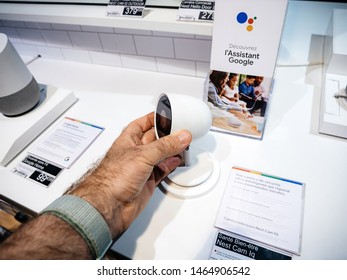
[177, 0, 214, 22]
[106, 0, 146, 17]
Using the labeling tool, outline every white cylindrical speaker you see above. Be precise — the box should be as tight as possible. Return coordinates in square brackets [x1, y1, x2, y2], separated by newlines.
[0, 33, 40, 116]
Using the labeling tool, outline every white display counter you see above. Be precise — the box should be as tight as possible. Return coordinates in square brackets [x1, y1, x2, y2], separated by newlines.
[0, 56, 346, 259]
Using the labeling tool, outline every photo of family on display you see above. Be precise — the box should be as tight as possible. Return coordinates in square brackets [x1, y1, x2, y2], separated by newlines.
[206, 70, 273, 139]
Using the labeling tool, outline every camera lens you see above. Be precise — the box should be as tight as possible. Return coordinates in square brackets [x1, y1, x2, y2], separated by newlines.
[156, 94, 172, 138]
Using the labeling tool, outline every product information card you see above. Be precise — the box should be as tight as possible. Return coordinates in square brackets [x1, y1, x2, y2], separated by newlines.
[12, 117, 104, 187]
[215, 167, 305, 255]
[28, 117, 104, 169]
[210, 0, 288, 77]
[206, 0, 288, 139]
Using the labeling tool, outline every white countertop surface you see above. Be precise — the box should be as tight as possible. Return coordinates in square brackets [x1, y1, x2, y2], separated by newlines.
[1, 57, 347, 260]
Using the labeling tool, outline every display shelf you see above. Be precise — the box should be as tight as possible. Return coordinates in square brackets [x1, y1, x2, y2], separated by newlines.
[0, 3, 213, 36]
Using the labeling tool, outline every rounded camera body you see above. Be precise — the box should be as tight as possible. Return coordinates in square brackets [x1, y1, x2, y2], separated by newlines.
[154, 93, 219, 197]
[155, 93, 212, 141]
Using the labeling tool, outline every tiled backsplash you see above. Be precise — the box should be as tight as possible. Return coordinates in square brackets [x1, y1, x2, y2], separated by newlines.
[0, 20, 212, 77]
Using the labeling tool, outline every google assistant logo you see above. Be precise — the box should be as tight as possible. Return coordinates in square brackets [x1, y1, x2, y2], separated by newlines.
[236, 12, 257, 32]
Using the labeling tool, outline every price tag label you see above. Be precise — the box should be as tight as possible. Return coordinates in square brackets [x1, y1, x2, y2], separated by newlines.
[106, 0, 146, 17]
[12, 155, 63, 187]
[177, 0, 214, 22]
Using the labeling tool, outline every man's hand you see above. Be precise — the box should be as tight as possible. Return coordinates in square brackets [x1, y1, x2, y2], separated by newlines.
[71, 112, 192, 237]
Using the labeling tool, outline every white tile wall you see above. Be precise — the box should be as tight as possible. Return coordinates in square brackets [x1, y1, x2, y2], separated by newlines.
[12, 43, 38, 56]
[174, 38, 211, 62]
[156, 57, 195, 76]
[0, 26, 21, 43]
[152, 31, 195, 39]
[2, 20, 26, 28]
[121, 54, 157, 72]
[41, 30, 72, 48]
[25, 22, 52, 30]
[37, 45, 64, 60]
[16, 28, 46, 45]
[115, 27, 152, 36]
[134, 35, 175, 58]
[81, 25, 114, 33]
[68, 31, 103, 51]
[51, 23, 81, 31]
[0, 20, 212, 77]
[99, 33, 136, 54]
[89, 51, 122, 67]
[196, 61, 211, 77]
[61, 48, 91, 63]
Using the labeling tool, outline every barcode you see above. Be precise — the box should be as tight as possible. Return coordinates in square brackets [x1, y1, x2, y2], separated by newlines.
[13, 169, 28, 178]
[178, 15, 196, 20]
[106, 11, 121, 16]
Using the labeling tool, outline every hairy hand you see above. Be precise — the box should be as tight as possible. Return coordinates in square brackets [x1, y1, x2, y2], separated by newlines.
[71, 112, 192, 238]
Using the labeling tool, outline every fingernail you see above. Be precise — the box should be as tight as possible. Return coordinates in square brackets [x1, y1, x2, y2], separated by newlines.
[177, 130, 191, 146]
[164, 156, 182, 170]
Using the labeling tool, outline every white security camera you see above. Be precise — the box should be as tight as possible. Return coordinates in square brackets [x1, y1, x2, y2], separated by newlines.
[155, 92, 212, 140]
[154, 93, 219, 199]
[155, 93, 212, 164]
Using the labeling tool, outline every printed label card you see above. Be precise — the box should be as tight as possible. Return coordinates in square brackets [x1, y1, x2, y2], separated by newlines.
[28, 117, 104, 169]
[210, 230, 292, 260]
[177, 0, 215, 22]
[12, 155, 63, 187]
[106, 0, 146, 17]
[215, 167, 305, 255]
[13, 117, 104, 188]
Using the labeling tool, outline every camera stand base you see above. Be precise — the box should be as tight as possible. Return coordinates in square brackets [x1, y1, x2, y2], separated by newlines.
[159, 148, 219, 199]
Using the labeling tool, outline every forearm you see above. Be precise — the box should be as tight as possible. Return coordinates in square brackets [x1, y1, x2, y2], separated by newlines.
[0, 162, 120, 260]
[0, 150, 139, 260]
[0, 214, 91, 259]
[67, 159, 124, 239]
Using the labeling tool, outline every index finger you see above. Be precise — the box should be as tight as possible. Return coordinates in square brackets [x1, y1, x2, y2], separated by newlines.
[124, 112, 155, 136]
[140, 129, 192, 166]
[135, 112, 155, 132]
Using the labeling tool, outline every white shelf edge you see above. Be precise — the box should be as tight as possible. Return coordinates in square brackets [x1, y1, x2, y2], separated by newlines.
[0, 3, 213, 36]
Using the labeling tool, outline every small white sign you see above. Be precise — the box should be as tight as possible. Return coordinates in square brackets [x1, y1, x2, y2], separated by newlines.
[215, 167, 305, 255]
[106, 0, 146, 17]
[177, 0, 214, 22]
[210, 0, 287, 77]
[28, 117, 104, 169]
